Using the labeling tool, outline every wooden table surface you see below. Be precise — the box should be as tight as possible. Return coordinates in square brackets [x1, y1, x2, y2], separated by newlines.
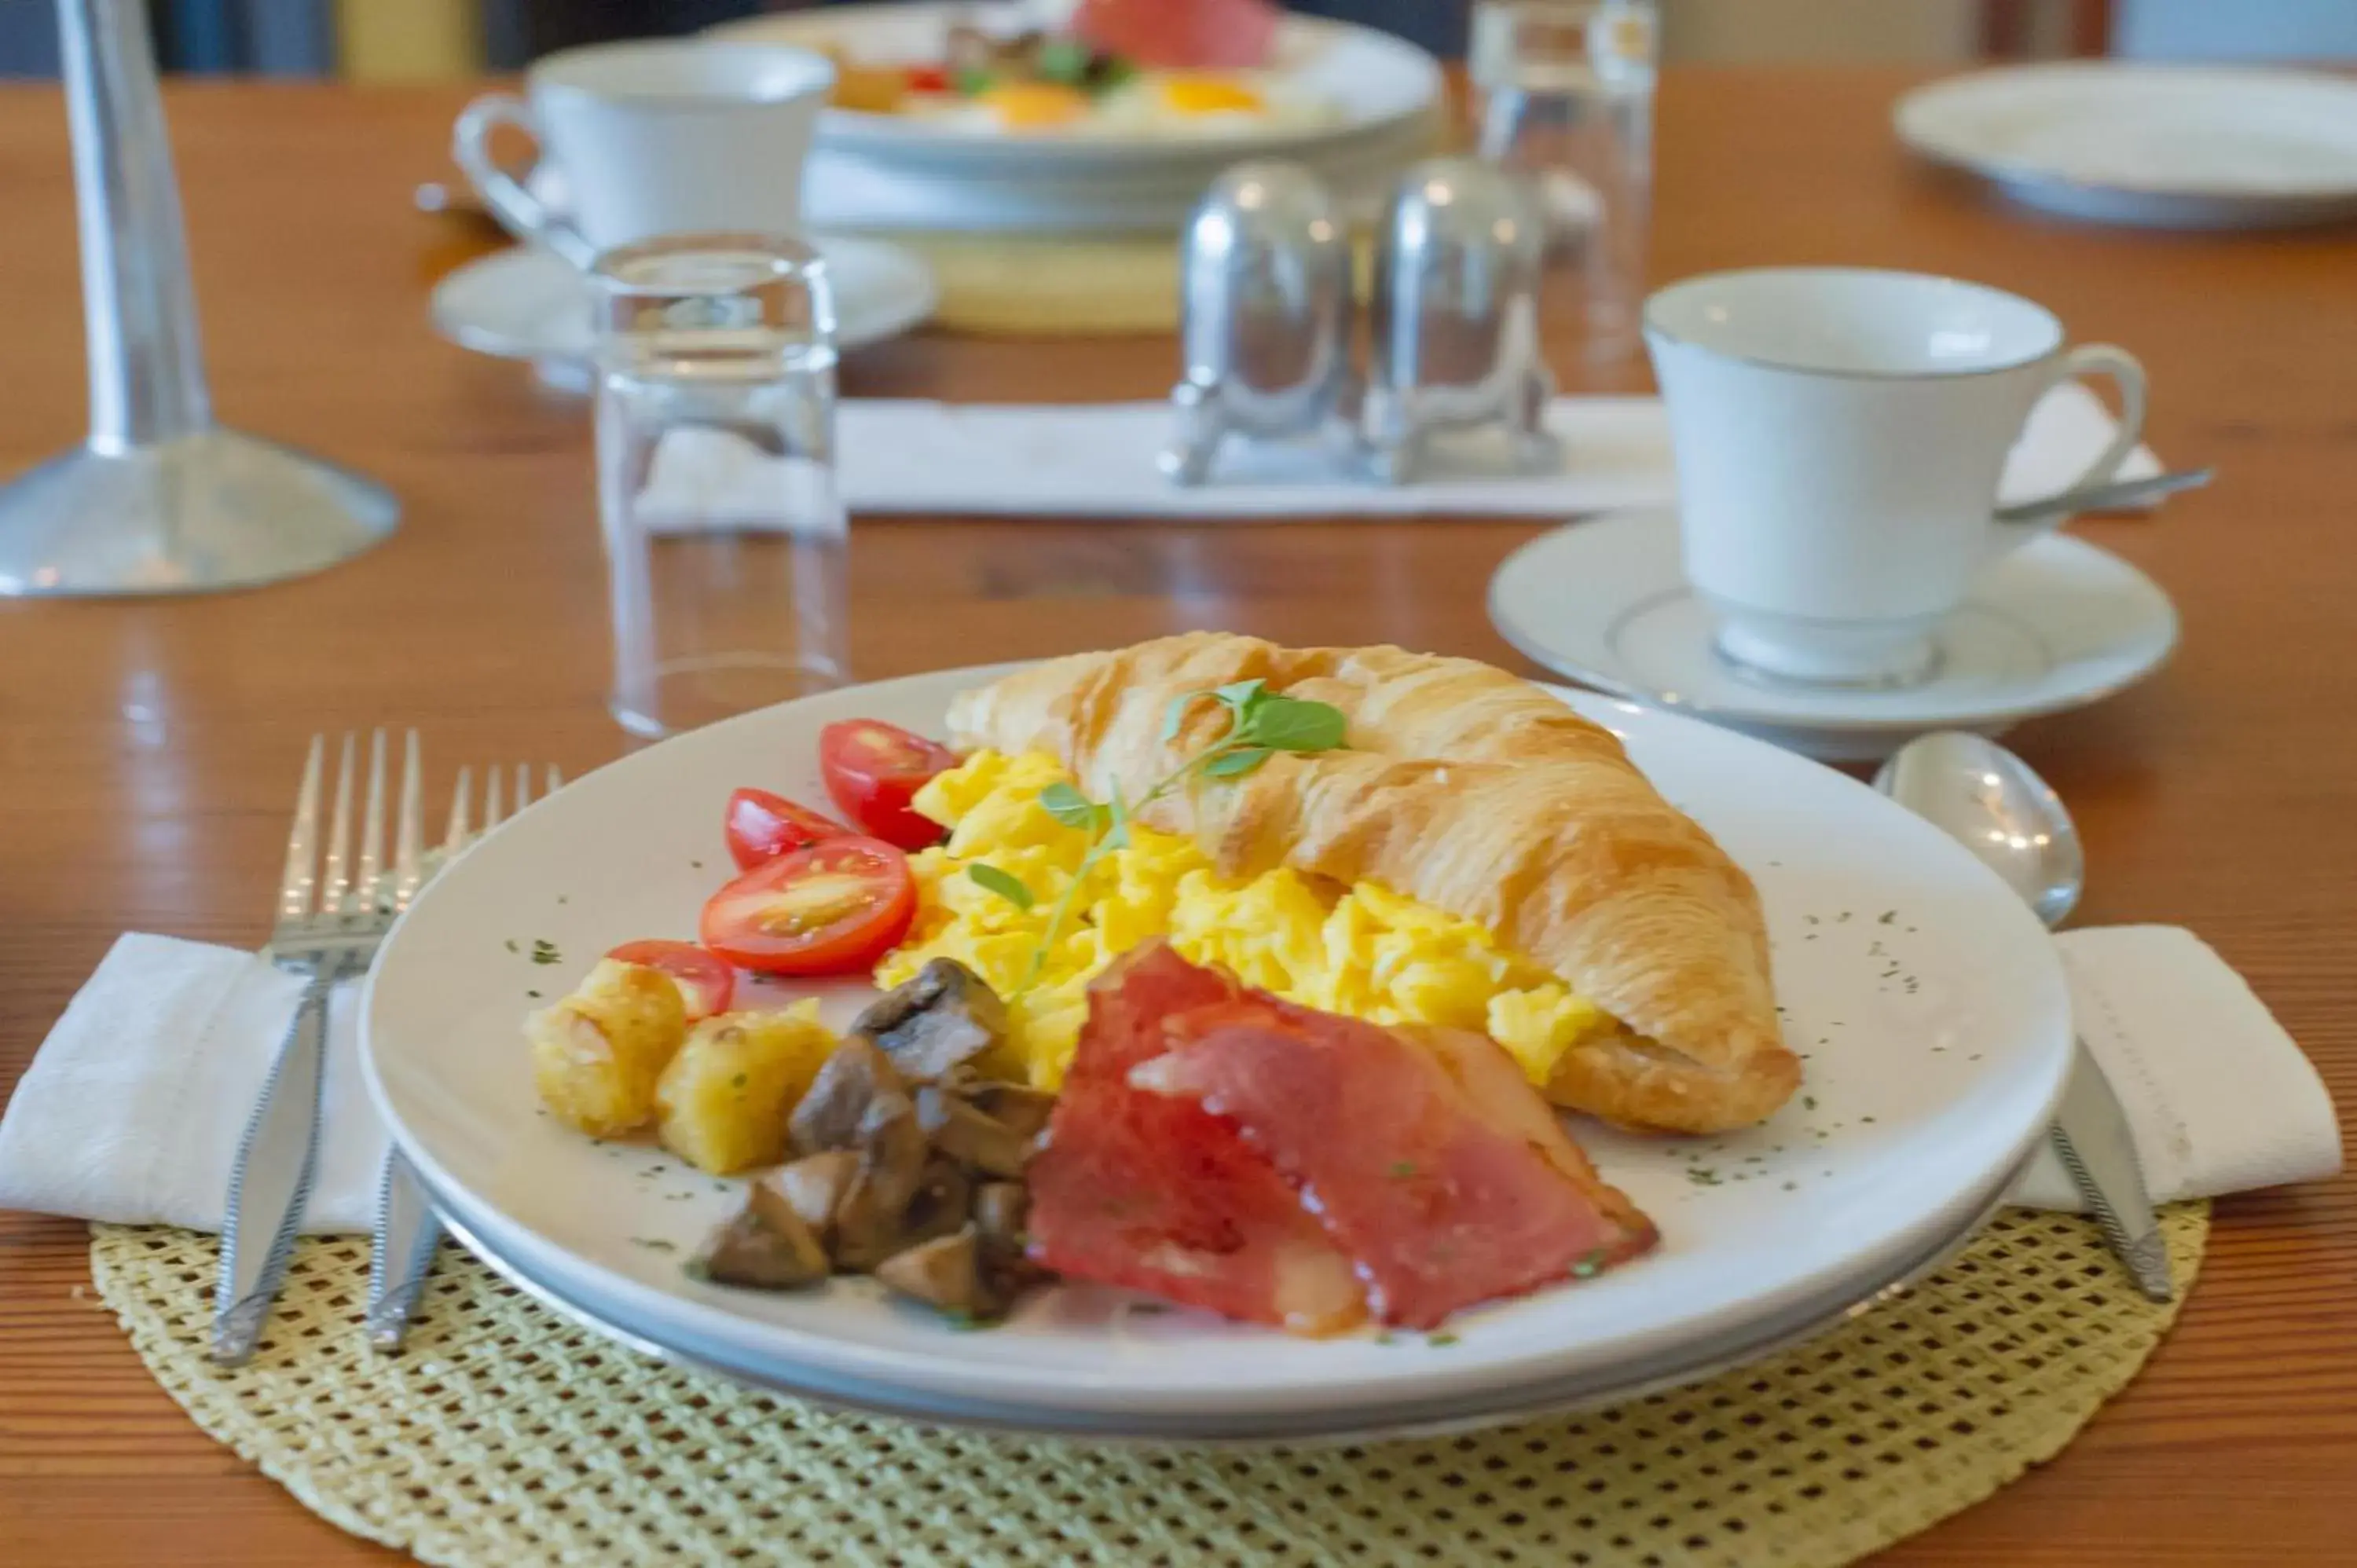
[2, 68, 2352, 1566]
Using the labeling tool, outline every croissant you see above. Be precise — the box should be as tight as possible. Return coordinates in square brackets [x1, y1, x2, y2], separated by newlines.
[947, 632, 1799, 1133]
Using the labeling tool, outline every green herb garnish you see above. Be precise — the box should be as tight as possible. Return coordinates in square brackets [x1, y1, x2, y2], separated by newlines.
[966, 863, 1036, 910]
[1570, 1247, 1608, 1279]
[1387, 1160, 1419, 1179]
[1427, 1332, 1461, 1347]
[1034, 37, 1092, 86]
[631, 1237, 677, 1253]
[529, 938, 562, 965]
[1010, 682, 1347, 993]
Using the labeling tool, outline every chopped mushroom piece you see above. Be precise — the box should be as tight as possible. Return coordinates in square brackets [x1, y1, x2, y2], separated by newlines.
[901, 1155, 976, 1251]
[955, 1076, 1055, 1142]
[972, 1181, 1028, 1260]
[789, 1037, 907, 1156]
[915, 1083, 1038, 1179]
[851, 959, 1008, 1082]
[775, 1149, 859, 1235]
[874, 1225, 1005, 1319]
[691, 1181, 830, 1291]
[830, 1090, 930, 1270]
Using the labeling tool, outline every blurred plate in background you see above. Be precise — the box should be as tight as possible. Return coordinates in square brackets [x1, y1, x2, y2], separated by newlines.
[1897, 64, 2357, 229]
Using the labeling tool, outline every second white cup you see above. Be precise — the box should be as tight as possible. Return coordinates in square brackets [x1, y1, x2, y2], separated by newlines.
[453, 38, 836, 268]
[1644, 266, 2147, 688]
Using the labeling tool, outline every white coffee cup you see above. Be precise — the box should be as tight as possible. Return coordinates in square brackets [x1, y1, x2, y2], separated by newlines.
[1644, 266, 2148, 687]
[453, 39, 836, 269]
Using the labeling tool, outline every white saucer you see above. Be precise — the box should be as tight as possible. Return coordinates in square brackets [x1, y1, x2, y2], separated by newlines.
[431, 238, 937, 392]
[1895, 64, 2357, 230]
[1489, 511, 2179, 762]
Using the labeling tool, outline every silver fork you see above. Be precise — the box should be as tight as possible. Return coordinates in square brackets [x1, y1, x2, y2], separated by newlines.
[214, 730, 422, 1365]
[366, 762, 561, 1351]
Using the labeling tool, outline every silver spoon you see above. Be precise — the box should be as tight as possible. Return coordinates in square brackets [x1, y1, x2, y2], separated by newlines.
[1874, 731, 2173, 1300]
[1993, 465, 2214, 527]
[1872, 731, 2083, 926]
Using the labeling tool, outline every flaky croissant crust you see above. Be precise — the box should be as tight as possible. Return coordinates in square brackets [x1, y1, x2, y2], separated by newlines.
[948, 633, 1799, 1132]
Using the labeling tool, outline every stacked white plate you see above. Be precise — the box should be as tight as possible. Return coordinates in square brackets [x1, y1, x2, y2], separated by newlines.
[709, 4, 1446, 232]
[362, 666, 2073, 1442]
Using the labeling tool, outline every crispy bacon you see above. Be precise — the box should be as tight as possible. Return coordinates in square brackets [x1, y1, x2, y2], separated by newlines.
[1025, 945, 1365, 1332]
[1135, 1001, 1658, 1328]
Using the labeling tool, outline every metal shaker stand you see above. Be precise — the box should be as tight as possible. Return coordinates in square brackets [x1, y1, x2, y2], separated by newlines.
[1165, 157, 1560, 489]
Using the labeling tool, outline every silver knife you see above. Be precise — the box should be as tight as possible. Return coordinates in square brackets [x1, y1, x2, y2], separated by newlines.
[2049, 1040, 2173, 1302]
[365, 1152, 445, 1349]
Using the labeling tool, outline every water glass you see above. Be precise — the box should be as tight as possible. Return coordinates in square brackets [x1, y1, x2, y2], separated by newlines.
[591, 233, 848, 740]
[1469, 0, 1657, 364]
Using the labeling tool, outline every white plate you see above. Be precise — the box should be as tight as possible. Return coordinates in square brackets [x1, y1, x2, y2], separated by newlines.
[710, 5, 1442, 174]
[1896, 64, 2357, 229]
[795, 110, 1439, 233]
[363, 666, 2072, 1435]
[1490, 512, 2179, 762]
[416, 1149, 2029, 1443]
[430, 237, 937, 383]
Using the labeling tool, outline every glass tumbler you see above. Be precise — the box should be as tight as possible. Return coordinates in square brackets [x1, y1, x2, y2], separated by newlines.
[1469, 0, 1657, 365]
[591, 233, 848, 740]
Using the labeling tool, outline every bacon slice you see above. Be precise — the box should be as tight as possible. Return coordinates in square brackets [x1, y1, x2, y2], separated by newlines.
[1069, 0, 1280, 70]
[1134, 1000, 1658, 1328]
[1025, 945, 1365, 1333]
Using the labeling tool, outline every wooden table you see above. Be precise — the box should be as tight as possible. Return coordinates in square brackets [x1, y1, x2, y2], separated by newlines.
[2, 69, 2352, 1566]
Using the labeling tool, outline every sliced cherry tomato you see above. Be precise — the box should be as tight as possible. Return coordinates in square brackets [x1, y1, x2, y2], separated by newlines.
[724, 786, 845, 871]
[904, 64, 951, 92]
[605, 939, 736, 1021]
[698, 836, 917, 977]
[818, 720, 959, 851]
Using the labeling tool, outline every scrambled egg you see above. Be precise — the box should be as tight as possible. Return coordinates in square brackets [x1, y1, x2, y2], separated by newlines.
[874, 750, 1612, 1092]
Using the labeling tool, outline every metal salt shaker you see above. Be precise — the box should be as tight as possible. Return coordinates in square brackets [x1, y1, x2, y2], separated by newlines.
[1362, 157, 1559, 484]
[1162, 162, 1358, 485]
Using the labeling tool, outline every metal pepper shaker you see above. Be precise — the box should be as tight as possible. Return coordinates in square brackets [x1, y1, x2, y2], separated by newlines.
[1161, 161, 1358, 485]
[1362, 156, 1560, 485]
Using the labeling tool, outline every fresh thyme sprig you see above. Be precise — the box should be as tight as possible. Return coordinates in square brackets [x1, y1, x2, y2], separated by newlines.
[965, 680, 1347, 992]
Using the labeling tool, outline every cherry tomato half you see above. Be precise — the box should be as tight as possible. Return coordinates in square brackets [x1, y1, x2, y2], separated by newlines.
[905, 64, 951, 92]
[698, 836, 917, 977]
[605, 940, 737, 1022]
[818, 720, 959, 851]
[724, 786, 845, 871]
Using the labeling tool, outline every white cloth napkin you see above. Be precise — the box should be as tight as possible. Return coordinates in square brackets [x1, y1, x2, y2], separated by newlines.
[0, 936, 386, 1232]
[0, 925, 2333, 1236]
[2010, 926, 2342, 1210]
[823, 383, 2159, 518]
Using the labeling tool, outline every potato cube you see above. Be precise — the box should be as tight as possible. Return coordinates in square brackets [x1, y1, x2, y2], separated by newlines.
[656, 1002, 840, 1176]
[528, 959, 691, 1138]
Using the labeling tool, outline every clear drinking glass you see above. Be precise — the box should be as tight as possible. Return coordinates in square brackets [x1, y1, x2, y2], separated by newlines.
[591, 233, 848, 739]
[1469, 0, 1657, 365]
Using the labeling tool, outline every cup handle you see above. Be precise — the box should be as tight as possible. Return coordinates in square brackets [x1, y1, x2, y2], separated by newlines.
[1991, 342, 2149, 555]
[450, 92, 596, 269]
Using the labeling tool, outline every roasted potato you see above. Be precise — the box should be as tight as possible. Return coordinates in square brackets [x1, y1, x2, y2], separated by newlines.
[529, 959, 690, 1138]
[655, 1002, 840, 1175]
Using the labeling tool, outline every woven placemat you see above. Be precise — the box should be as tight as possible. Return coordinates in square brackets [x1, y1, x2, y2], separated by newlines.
[900, 233, 1183, 335]
[893, 233, 1382, 336]
[92, 1204, 2204, 1568]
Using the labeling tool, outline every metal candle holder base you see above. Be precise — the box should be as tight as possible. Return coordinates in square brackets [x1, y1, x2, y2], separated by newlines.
[0, 434, 398, 598]
[0, 0, 395, 599]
